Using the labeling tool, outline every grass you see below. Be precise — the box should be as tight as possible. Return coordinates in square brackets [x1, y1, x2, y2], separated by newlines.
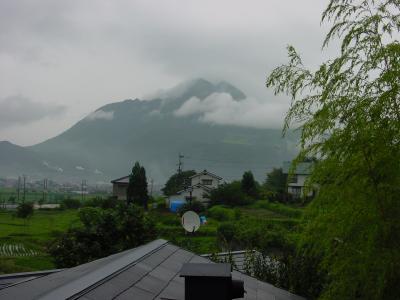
[152, 210, 219, 254]
[0, 187, 110, 205]
[0, 209, 79, 273]
[249, 200, 303, 218]
[0, 200, 304, 274]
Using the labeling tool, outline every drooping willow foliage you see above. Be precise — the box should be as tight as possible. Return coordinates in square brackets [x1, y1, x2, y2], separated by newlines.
[267, 1, 400, 299]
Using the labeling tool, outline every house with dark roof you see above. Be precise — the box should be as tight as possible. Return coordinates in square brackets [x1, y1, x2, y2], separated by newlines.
[0, 239, 305, 300]
[111, 175, 130, 200]
[168, 170, 222, 205]
[282, 161, 314, 199]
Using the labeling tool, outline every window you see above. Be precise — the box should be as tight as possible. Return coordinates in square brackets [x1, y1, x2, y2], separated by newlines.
[288, 174, 298, 183]
[291, 187, 301, 198]
[202, 179, 213, 185]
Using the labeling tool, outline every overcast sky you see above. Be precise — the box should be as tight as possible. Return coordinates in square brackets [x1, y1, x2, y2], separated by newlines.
[0, 0, 336, 146]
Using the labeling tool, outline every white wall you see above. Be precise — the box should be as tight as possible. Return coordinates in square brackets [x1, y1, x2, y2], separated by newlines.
[191, 174, 220, 189]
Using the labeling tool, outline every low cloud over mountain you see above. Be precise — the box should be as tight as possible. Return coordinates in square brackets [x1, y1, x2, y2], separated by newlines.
[174, 92, 286, 129]
[86, 110, 114, 121]
[0, 79, 299, 183]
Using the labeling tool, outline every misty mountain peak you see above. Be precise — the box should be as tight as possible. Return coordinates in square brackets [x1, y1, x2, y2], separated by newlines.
[215, 81, 246, 100]
[153, 78, 246, 113]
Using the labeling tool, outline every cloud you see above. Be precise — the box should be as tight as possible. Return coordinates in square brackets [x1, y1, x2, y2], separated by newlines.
[75, 166, 85, 170]
[42, 161, 64, 172]
[0, 95, 65, 128]
[0, 0, 335, 144]
[174, 93, 287, 129]
[86, 110, 114, 121]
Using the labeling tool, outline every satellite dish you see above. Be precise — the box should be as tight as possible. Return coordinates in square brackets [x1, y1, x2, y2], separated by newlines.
[181, 211, 201, 233]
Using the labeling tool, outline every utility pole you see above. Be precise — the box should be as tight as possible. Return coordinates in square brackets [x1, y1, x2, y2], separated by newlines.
[177, 153, 184, 174]
[81, 180, 86, 202]
[149, 178, 154, 197]
[23, 175, 26, 203]
[17, 176, 20, 203]
[42, 179, 47, 204]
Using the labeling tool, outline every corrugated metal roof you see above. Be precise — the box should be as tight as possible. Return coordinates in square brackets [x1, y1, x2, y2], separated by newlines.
[0, 269, 64, 290]
[0, 239, 305, 300]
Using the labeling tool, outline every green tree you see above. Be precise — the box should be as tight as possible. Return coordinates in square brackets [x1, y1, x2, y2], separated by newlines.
[241, 171, 258, 198]
[208, 181, 253, 207]
[267, 0, 400, 298]
[162, 170, 196, 196]
[49, 204, 156, 267]
[16, 202, 34, 224]
[127, 162, 149, 210]
[264, 168, 286, 194]
[264, 168, 288, 202]
[8, 196, 16, 204]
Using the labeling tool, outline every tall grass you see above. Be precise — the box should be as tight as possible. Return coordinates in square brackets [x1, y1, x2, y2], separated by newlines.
[251, 200, 303, 218]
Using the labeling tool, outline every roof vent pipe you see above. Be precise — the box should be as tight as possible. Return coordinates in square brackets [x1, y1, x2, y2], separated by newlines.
[180, 263, 245, 300]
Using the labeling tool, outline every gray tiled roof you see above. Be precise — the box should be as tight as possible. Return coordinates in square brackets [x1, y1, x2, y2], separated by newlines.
[282, 162, 313, 175]
[110, 175, 130, 184]
[190, 170, 222, 180]
[0, 239, 305, 300]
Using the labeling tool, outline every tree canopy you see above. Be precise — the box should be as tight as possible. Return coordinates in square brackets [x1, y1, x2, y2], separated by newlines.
[264, 168, 288, 202]
[127, 162, 149, 209]
[267, 0, 400, 299]
[16, 202, 34, 223]
[49, 204, 156, 268]
[162, 170, 196, 196]
[208, 181, 254, 207]
[241, 170, 258, 198]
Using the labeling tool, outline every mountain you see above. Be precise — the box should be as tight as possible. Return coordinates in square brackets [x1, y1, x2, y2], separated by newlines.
[0, 141, 45, 176]
[0, 79, 298, 184]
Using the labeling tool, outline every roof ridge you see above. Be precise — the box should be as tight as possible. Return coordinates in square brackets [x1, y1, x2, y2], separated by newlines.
[110, 175, 130, 183]
[190, 170, 222, 180]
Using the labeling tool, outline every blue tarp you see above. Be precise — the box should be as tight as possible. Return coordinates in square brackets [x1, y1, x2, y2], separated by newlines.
[169, 200, 185, 213]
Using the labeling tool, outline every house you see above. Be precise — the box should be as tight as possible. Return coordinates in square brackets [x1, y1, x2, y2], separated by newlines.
[282, 161, 314, 199]
[110, 175, 130, 200]
[168, 170, 222, 205]
[0, 239, 305, 300]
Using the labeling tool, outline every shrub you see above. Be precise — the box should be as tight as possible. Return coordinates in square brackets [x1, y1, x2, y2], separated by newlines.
[208, 206, 234, 221]
[217, 222, 237, 246]
[233, 208, 242, 220]
[49, 203, 157, 268]
[81, 196, 119, 209]
[252, 200, 302, 218]
[178, 200, 205, 216]
[16, 202, 34, 221]
[209, 181, 254, 207]
[60, 198, 81, 209]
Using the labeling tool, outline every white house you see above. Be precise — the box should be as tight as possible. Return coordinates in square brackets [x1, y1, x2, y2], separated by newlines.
[110, 175, 130, 200]
[168, 170, 222, 205]
[282, 161, 314, 199]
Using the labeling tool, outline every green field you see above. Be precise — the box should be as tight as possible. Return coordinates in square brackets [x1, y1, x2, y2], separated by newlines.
[0, 187, 110, 205]
[0, 210, 80, 273]
[0, 200, 302, 274]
